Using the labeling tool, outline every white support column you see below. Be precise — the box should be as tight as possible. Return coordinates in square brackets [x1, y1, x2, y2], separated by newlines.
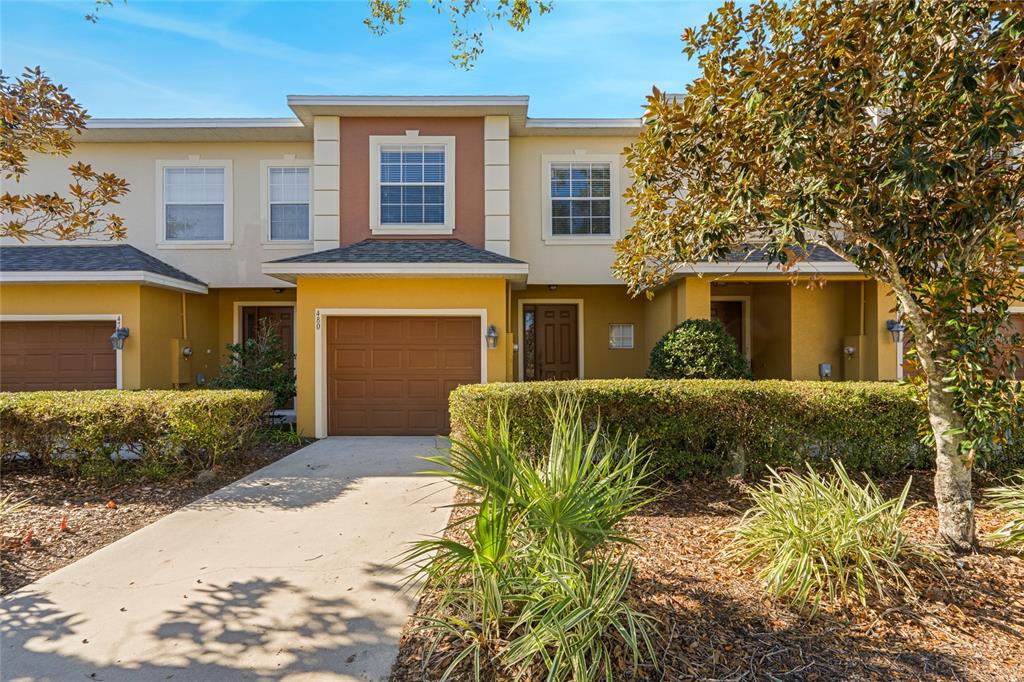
[313, 115, 341, 252]
[483, 116, 511, 256]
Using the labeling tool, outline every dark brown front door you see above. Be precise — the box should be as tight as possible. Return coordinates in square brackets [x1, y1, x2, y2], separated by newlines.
[242, 306, 295, 407]
[0, 320, 117, 391]
[711, 300, 745, 355]
[525, 304, 579, 380]
[326, 316, 481, 436]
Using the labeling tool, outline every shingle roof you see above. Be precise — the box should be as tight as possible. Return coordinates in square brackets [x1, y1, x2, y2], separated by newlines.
[0, 245, 206, 286]
[268, 239, 526, 265]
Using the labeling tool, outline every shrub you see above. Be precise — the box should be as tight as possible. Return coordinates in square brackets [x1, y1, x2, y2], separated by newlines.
[212, 319, 295, 409]
[404, 398, 657, 681]
[0, 389, 273, 478]
[449, 380, 957, 479]
[648, 319, 753, 379]
[986, 472, 1024, 550]
[728, 461, 916, 612]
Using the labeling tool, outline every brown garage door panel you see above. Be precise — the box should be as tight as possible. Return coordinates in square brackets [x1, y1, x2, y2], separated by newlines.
[327, 316, 481, 436]
[0, 320, 117, 391]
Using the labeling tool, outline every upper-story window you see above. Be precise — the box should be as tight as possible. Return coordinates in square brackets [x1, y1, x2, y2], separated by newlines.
[551, 163, 611, 236]
[370, 133, 455, 235]
[268, 166, 311, 241]
[157, 159, 233, 247]
[542, 153, 621, 244]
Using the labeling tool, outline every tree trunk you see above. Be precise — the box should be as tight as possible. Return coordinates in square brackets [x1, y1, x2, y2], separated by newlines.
[926, 374, 976, 553]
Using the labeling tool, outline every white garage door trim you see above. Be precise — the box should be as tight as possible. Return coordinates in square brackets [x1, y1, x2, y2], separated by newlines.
[314, 308, 488, 439]
[0, 314, 124, 389]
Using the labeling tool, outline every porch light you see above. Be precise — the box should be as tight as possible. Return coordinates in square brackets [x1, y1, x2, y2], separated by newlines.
[485, 325, 500, 349]
[886, 319, 906, 345]
[110, 327, 130, 351]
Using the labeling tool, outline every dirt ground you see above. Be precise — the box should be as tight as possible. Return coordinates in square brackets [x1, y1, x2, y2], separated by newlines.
[390, 474, 1024, 682]
[1, 441, 305, 595]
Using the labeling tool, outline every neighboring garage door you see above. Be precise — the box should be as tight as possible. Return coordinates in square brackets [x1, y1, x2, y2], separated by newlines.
[327, 316, 481, 436]
[0, 320, 117, 391]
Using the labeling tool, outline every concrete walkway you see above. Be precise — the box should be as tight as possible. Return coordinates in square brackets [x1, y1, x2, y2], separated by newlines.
[1, 437, 454, 681]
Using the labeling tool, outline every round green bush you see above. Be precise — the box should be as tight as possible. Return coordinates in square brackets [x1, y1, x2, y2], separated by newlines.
[647, 319, 753, 380]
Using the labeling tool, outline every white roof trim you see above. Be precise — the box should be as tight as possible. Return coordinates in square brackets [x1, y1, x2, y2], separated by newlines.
[287, 95, 530, 107]
[678, 261, 863, 275]
[0, 270, 208, 294]
[87, 118, 304, 129]
[526, 118, 642, 128]
[262, 261, 529, 281]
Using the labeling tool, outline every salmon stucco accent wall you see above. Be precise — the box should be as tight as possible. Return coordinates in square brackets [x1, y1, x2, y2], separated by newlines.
[293, 277, 508, 437]
[338, 117, 485, 247]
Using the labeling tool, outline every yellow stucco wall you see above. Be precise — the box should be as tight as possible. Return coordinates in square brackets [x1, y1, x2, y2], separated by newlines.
[512, 285, 648, 380]
[0, 283, 144, 388]
[294, 277, 508, 437]
[214, 287, 298, 354]
[642, 278, 714, 355]
[790, 284, 847, 380]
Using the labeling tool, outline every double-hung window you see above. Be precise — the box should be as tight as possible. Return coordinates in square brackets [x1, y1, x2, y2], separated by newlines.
[551, 162, 611, 236]
[268, 166, 311, 241]
[543, 154, 620, 243]
[371, 134, 455, 234]
[163, 167, 226, 241]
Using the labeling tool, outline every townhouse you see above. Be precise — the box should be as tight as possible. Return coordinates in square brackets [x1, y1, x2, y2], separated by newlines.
[5, 95, 1005, 438]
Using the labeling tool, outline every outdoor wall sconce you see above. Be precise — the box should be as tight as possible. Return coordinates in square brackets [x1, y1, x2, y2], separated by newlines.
[109, 327, 129, 350]
[485, 324, 500, 349]
[844, 345, 857, 358]
[886, 319, 907, 345]
[181, 345, 193, 358]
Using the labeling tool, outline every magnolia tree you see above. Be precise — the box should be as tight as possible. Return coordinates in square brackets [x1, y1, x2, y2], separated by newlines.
[1, 67, 129, 242]
[615, 0, 1023, 552]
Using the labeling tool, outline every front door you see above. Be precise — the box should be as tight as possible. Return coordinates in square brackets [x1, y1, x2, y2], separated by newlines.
[523, 304, 579, 380]
[711, 300, 746, 356]
[242, 306, 295, 407]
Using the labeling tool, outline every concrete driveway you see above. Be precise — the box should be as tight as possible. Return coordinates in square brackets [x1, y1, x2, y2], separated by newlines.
[1, 437, 454, 681]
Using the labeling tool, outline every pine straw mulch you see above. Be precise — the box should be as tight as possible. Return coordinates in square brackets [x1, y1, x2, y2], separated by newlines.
[1, 441, 306, 596]
[390, 473, 1024, 682]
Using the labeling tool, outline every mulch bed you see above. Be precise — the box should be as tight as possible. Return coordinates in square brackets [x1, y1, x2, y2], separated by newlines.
[390, 473, 1024, 682]
[1, 442, 305, 596]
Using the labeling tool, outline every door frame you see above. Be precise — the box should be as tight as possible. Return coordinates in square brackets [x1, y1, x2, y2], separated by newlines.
[516, 299, 585, 381]
[0, 314, 124, 389]
[710, 295, 752, 360]
[314, 307, 489, 439]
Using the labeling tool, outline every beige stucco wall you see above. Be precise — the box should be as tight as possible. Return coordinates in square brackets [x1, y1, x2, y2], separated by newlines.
[508, 135, 635, 284]
[6, 142, 314, 288]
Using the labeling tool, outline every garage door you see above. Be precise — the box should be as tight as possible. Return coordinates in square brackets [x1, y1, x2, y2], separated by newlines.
[327, 316, 481, 435]
[0, 320, 117, 391]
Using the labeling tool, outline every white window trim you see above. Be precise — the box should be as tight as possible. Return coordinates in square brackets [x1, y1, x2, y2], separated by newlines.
[368, 132, 456, 236]
[608, 323, 635, 350]
[516, 298, 585, 380]
[541, 152, 621, 245]
[0, 314, 124, 389]
[155, 158, 233, 249]
[313, 308, 487, 438]
[711, 295, 752, 360]
[259, 159, 313, 247]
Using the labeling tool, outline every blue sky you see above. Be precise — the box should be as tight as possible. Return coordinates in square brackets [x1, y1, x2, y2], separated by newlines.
[0, 0, 718, 119]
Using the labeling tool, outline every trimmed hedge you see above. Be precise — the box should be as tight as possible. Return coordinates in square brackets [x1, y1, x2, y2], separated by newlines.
[450, 380, 939, 478]
[0, 389, 274, 477]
